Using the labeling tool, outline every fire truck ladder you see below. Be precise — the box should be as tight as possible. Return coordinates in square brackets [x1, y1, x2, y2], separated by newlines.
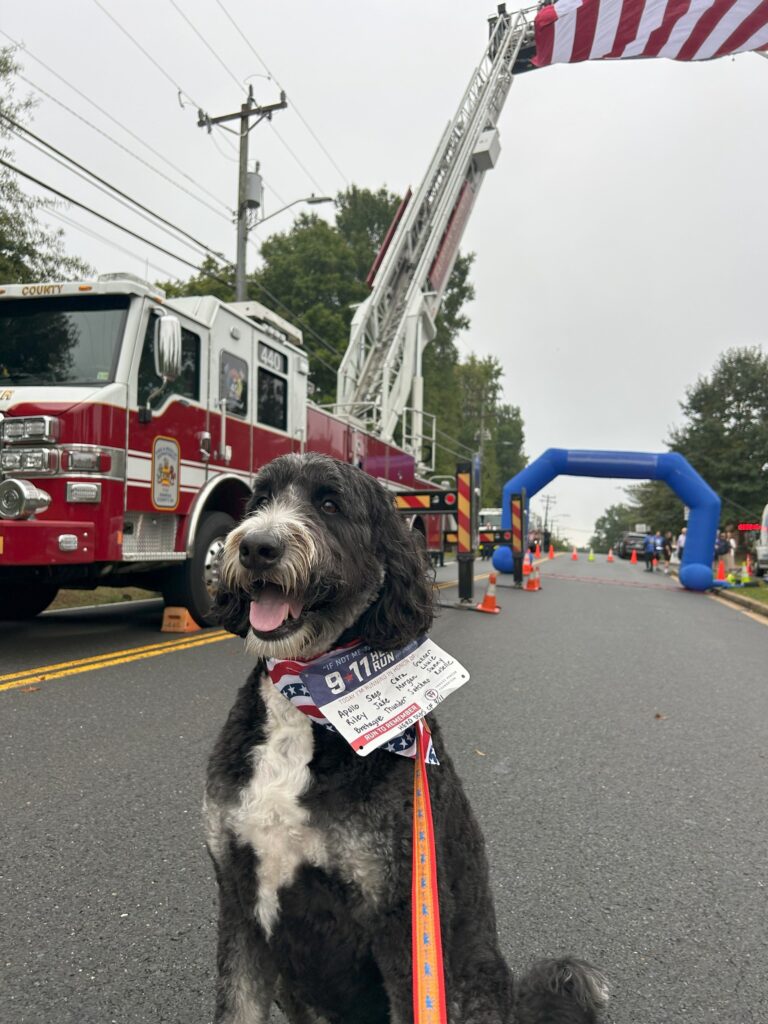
[336, 5, 533, 452]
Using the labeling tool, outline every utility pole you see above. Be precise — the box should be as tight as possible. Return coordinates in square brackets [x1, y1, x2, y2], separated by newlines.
[198, 87, 287, 300]
[540, 493, 556, 533]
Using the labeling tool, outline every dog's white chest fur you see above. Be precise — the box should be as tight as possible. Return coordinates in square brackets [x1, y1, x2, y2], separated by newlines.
[230, 676, 328, 934]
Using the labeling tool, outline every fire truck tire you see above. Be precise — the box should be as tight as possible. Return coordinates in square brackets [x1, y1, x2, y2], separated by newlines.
[162, 511, 235, 627]
[0, 584, 59, 620]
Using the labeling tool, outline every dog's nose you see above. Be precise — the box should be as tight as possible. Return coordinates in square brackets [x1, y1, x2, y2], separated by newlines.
[239, 531, 285, 570]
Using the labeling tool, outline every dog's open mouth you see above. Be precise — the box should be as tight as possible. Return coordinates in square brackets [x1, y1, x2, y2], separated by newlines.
[248, 582, 305, 637]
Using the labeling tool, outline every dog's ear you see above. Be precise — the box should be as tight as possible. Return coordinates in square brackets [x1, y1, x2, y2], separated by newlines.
[212, 584, 250, 637]
[356, 501, 434, 651]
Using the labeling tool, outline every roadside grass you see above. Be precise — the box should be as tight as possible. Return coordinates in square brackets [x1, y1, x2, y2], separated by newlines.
[739, 581, 768, 605]
[50, 587, 160, 611]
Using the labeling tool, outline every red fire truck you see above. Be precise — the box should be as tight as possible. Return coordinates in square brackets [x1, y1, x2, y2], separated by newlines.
[0, 276, 445, 623]
[0, 6, 532, 623]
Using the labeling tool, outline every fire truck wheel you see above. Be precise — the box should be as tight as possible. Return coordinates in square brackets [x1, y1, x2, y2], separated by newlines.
[0, 584, 59, 620]
[161, 511, 235, 627]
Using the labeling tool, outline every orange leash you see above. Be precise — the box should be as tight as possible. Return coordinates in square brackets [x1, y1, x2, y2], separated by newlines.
[412, 720, 447, 1023]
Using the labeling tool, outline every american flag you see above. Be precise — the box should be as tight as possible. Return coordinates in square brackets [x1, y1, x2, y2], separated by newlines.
[266, 656, 439, 763]
[533, 0, 768, 66]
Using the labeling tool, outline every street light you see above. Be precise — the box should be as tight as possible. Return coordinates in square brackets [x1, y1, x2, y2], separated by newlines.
[256, 194, 335, 226]
[237, 180, 334, 298]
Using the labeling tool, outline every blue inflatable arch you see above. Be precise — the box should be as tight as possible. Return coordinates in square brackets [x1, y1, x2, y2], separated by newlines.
[492, 449, 721, 592]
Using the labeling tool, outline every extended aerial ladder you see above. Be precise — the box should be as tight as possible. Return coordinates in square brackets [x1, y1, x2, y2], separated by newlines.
[335, 4, 536, 463]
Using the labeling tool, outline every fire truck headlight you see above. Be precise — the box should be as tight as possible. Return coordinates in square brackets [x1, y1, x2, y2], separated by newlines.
[0, 415, 60, 444]
[0, 450, 22, 471]
[0, 479, 52, 520]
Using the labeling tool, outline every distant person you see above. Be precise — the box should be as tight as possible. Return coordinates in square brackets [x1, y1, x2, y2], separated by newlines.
[653, 531, 664, 566]
[714, 530, 730, 567]
[676, 526, 687, 563]
[725, 528, 737, 572]
[663, 531, 674, 574]
[643, 530, 656, 572]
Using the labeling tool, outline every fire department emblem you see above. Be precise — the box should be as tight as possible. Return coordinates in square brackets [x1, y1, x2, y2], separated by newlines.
[152, 436, 180, 510]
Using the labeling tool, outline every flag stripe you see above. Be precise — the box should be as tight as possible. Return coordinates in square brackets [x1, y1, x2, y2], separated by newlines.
[606, 0, 649, 56]
[675, 0, 739, 57]
[644, 0, 693, 55]
[572, 0, 603, 60]
[591, 0, 629, 56]
[712, 0, 768, 54]
[534, 0, 768, 62]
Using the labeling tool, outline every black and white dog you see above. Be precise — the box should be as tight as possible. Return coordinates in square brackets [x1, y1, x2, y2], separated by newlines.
[207, 453, 608, 1024]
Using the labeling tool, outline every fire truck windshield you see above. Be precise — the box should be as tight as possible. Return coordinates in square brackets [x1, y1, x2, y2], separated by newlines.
[0, 295, 130, 386]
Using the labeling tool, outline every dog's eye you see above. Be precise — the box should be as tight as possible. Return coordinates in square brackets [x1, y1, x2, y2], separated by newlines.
[251, 495, 269, 512]
[320, 499, 339, 515]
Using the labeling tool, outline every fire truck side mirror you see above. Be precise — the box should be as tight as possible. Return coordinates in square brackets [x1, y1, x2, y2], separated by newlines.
[154, 315, 182, 383]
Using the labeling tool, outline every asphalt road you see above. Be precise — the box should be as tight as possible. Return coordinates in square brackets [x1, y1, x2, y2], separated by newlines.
[1, 554, 767, 1023]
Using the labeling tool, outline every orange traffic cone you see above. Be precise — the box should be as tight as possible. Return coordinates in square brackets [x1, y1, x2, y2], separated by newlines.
[630, 549, 638, 564]
[534, 542, 541, 558]
[548, 545, 555, 559]
[652, 557, 658, 571]
[526, 566, 540, 591]
[571, 547, 579, 561]
[716, 559, 726, 581]
[607, 548, 614, 563]
[476, 572, 501, 614]
[522, 555, 531, 576]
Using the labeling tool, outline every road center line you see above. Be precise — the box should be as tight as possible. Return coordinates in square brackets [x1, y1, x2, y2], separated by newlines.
[0, 630, 233, 693]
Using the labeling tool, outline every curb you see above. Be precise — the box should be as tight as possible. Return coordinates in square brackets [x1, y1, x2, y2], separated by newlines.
[709, 586, 768, 619]
[668, 564, 768, 618]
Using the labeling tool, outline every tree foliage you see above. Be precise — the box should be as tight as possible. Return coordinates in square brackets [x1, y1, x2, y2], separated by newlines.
[592, 346, 768, 540]
[589, 502, 641, 552]
[668, 346, 768, 522]
[0, 47, 90, 283]
[162, 184, 527, 495]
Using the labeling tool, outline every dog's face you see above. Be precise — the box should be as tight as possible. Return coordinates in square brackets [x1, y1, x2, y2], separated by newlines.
[215, 453, 434, 660]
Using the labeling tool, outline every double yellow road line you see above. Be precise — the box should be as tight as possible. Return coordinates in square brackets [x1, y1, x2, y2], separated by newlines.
[2, 565, 524, 695]
[0, 629, 233, 694]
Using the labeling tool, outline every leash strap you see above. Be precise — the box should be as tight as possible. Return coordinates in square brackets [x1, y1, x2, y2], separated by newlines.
[412, 719, 447, 1024]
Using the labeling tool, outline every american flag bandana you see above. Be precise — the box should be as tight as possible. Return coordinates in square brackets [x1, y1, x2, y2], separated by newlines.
[266, 643, 439, 763]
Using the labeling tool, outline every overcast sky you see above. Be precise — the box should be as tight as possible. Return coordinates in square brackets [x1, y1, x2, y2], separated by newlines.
[3, 1, 767, 542]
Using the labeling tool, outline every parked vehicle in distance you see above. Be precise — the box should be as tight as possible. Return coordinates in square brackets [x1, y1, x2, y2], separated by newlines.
[616, 531, 647, 559]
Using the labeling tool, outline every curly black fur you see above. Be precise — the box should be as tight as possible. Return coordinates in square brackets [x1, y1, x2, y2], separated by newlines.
[206, 454, 608, 1024]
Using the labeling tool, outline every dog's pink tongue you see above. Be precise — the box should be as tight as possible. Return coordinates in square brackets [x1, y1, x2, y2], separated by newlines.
[249, 589, 289, 632]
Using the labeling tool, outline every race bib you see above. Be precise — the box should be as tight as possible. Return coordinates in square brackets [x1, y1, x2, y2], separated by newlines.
[299, 637, 469, 757]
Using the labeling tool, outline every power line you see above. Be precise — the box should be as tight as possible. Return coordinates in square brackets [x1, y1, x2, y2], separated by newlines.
[1, 29, 234, 216]
[167, 0, 244, 93]
[1, 156, 234, 287]
[268, 122, 328, 195]
[6, 155, 342, 373]
[89, 0, 239, 158]
[2, 111, 229, 263]
[215, 0, 349, 187]
[45, 207, 180, 282]
[15, 70, 232, 223]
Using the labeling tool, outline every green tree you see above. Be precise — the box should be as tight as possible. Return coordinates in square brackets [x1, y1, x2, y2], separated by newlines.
[589, 502, 640, 551]
[250, 214, 365, 399]
[0, 47, 90, 282]
[335, 185, 400, 282]
[449, 354, 525, 506]
[157, 184, 515, 476]
[159, 256, 234, 301]
[595, 346, 768, 540]
[668, 347, 768, 523]
[423, 252, 474, 475]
